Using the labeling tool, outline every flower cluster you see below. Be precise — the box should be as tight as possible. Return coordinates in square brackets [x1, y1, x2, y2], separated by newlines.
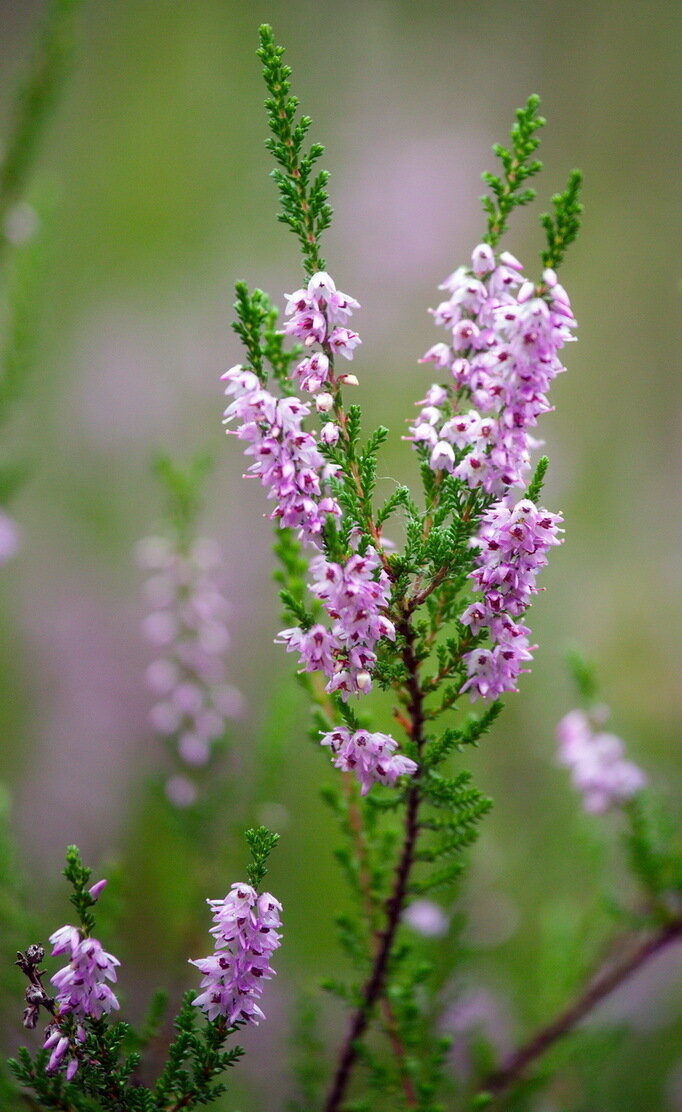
[43, 925, 120, 1079]
[278, 542, 395, 698]
[460, 499, 563, 701]
[222, 365, 340, 547]
[320, 726, 418, 795]
[190, 882, 282, 1026]
[284, 270, 361, 393]
[409, 245, 576, 497]
[557, 709, 647, 813]
[49, 926, 120, 1019]
[138, 533, 243, 807]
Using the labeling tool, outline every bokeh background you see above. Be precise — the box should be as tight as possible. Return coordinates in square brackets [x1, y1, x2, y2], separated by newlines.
[0, 1, 680, 1109]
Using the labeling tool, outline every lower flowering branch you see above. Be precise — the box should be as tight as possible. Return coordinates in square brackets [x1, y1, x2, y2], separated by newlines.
[477, 913, 682, 1102]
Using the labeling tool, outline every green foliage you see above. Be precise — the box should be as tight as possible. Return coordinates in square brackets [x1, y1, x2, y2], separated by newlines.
[231, 281, 271, 382]
[376, 485, 417, 529]
[0, 0, 84, 242]
[423, 703, 503, 767]
[416, 770, 492, 893]
[481, 95, 545, 247]
[232, 281, 302, 395]
[245, 825, 280, 888]
[63, 845, 99, 936]
[624, 793, 682, 913]
[152, 994, 244, 1111]
[526, 455, 549, 505]
[540, 169, 584, 269]
[565, 645, 599, 704]
[263, 305, 303, 393]
[152, 452, 213, 542]
[257, 25, 333, 276]
[0, 228, 47, 435]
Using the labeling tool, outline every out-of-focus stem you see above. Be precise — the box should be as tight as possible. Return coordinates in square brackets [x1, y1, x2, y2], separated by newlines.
[477, 914, 682, 1102]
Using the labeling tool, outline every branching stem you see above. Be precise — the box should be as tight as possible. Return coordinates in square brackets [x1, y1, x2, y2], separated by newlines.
[478, 914, 682, 1101]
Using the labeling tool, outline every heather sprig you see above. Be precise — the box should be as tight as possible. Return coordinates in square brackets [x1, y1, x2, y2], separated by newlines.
[229, 29, 589, 1112]
[138, 455, 243, 808]
[63, 845, 102, 937]
[481, 94, 545, 247]
[245, 824, 280, 888]
[257, 24, 333, 276]
[541, 167, 584, 269]
[12, 840, 280, 1110]
[9, 21, 681, 1112]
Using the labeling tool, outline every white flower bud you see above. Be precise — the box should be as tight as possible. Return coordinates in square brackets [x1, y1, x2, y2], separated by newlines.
[315, 392, 334, 413]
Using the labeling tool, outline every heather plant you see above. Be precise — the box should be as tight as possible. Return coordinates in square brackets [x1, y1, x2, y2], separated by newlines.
[137, 454, 244, 812]
[6, 22, 682, 1112]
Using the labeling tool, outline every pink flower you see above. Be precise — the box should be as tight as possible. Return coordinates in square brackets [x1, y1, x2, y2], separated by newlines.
[557, 709, 647, 813]
[190, 883, 282, 1026]
[320, 727, 417, 795]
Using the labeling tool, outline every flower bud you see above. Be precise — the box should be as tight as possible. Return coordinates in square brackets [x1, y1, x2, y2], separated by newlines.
[88, 879, 108, 902]
[315, 392, 334, 413]
[320, 422, 340, 446]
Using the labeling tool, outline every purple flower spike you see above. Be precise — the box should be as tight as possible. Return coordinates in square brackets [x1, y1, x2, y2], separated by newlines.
[49, 927, 120, 1021]
[190, 883, 282, 1026]
[409, 245, 576, 498]
[460, 499, 563, 702]
[42, 922, 121, 1078]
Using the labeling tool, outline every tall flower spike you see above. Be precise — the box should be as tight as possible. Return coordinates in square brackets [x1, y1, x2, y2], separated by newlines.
[138, 532, 243, 806]
[43, 924, 121, 1079]
[409, 244, 576, 497]
[190, 882, 282, 1026]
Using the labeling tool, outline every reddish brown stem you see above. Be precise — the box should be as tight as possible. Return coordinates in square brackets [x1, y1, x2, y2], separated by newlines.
[324, 614, 426, 1112]
[479, 915, 682, 1101]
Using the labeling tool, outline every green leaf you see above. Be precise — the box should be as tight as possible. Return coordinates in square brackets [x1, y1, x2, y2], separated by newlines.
[540, 168, 584, 269]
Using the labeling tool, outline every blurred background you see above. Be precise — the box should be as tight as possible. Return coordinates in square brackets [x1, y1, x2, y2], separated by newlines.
[0, 1, 680, 1108]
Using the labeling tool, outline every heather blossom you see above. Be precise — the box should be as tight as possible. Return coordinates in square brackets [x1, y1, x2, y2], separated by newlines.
[557, 709, 647, 813]
[460, 499, 563, 701]
[138, 532, 243, 805]
[42, 924, 120, 1079]
[319, 726, 417, 796]
[224, 276, 395, 703]
[277, 540, 395, 698]
[190, 882, 282, 1026]
[409, 245, 576, 498]
[222, 364, 341, 547]
[284, 270, 361, 365]
[48, 926, 120, 1020]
